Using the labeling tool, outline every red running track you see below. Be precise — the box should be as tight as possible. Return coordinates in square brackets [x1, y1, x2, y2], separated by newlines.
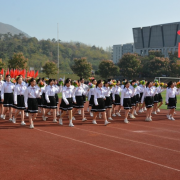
[1, 103, 180, 180]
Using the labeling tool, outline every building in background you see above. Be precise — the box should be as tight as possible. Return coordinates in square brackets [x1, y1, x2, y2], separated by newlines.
[133, 22, 180, 57]
[112, 43, 135, 64]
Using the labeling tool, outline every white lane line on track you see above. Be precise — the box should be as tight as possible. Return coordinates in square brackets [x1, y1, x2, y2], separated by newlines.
[35, 128, 180, 172]
[109, 126, 180, 141]
[129, 123, 180, 134]
[73, 127, 180, 153]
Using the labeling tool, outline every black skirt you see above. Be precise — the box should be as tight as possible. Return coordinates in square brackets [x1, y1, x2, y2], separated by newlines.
[60, 98, 73, 111]
[136, 94, 140, 103]
[42, 92, 47, 108]
[82, 95, 86, 103]
[140, 93, 143, 103]
[14, 95, 26, 110]
[154, 94, 159, 103]
[114, 94, 121, 105]
[3, 93, 14, 107]
[0, 91, 2, 104]
[46, 96, 57, 109]
[167, 98, 176, 109]
[55, 93, 59, 104]
[73, 96, 84, 108]
[123, 98, 132, 110]
[158, 93, 163, 102]
[27, 98, 38, 113]
[91, 98, 106, 112]
[105, 96, 112, 109]
[131, 96, 136, 106]
[145, 96, 154, 108]
[89, 95, 94, 106]
[37, 95, 45, 107]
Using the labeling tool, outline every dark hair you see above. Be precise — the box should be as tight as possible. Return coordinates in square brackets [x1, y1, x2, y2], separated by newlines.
[92, 79, 96, 83]
[37, 78, 42, 84]
[116, 80, 120, 83]
[65, 78, 71, 86]
[16, 76, 22, 82]
[28, 78, 36, 86]
[124, 81, 129, 88]
[167, 81, 173, 88]
[96, 80, 103, 87]
[49, 79, 54, 84]
[80, 77, 84, 81]
[131, 80, 136, 85]
[42, 77, 44, 81]
[104, 80, 108, 86]
[146, 81, 151, 87]
[6, 74, 10, 78]
[108, 79, 112, 82]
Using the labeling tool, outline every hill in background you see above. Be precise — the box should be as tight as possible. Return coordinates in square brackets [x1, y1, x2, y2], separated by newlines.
[0, 22, 30, 38]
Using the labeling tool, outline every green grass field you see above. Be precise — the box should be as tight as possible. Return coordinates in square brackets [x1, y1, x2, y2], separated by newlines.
[58, 90, 180, 111]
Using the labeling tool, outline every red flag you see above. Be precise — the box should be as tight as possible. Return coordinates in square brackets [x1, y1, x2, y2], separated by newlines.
[0, 69, 4, 75]
[22, 69, 26, 78]
[34, 71, 38, 78]
[6, 69, 9, 76]
[10, 69, 14, 78]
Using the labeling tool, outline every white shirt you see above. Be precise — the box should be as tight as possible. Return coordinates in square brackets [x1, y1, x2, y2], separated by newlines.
[81, 83, 89, 91]
[94, 87, 106, 106]
[14, 84, 27, 104]
[112, 85, 122, 100]
[121, 88, 135, 106]
[73, 87, 88, 103]
[1, 81, 15, 99]
[45, 85, 61, 103]
[62, 86, 75, 105]
[103, 87, 112, 97]
[0, 80, 5, 91]
[88, 88, 95, 101]
[166, 88, 180, 103]
[24, 86, 41, 108]
[141, 87, 157, 104]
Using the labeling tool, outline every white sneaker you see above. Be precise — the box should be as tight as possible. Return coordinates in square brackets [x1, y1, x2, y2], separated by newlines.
[87, 107, 89, 112]
[124, 118, 129, 124]
[69, 122, 74, 127]
[168, 115, 172, 120]
[138, 109, 142, 113]
[0, 114, 3, 119]
[112, 113, 116, 117]
[144, 107, 147, 111]
[59, 118, 63, 125]
[141, 109, 144, 112]
[26, 113, 29, 117]
[134, 112, 138, 116]
[157, 108, 160, 112]
[42, 116, 47, 121]
[149, 117, 152, 121]
[99, 113, 102, 118]
[105, 120, 111, 126]
[47, 112, 51, 115]
[92, 120, 97, 124]
[130, 114, 135, 119]
[72, 116, 76, 120]
[21, 121, 26, 126]
[166, 115, 170, 119]
[145, 117, 151, 122]
[2, 115, 6, 120]
[171, 117, 175, 121]
[152, 111, 157, 115]
[30, 124, 34, 129]
[9, 118, 13, 122]
[174, 112, 176, 114]
[53, 119, 57, 123]
[78, 110, 81, 115]
[12, 117, 16, 123]
[90, 112, 93, 117]
[108, 117, 113, 120]
[116, 112, 121, 117]
[82, 118, 87, 122]
[57, 112, 60, 116]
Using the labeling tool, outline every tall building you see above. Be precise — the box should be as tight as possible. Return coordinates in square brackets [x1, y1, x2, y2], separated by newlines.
[133, 22, 180, 57]
[112, 43, 135, 64]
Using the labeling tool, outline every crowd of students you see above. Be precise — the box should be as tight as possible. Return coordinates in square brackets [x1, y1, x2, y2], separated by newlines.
[0, 74, 179, 129]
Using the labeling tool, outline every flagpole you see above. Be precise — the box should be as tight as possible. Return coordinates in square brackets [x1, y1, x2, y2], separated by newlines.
[57, 23, 59, 79]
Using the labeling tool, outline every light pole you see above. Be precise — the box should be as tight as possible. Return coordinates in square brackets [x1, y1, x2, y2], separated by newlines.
[57, 23, 59, 78]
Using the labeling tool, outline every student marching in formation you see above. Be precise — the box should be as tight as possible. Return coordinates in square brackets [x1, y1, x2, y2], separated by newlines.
[1, 72, 180, 129]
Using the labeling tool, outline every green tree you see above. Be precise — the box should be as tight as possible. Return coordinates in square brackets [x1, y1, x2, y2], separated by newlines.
[118, 53, 141, 78]
[98, 60, 119, 78]
[43, 61, 57, 77]
[71, 57, 92, 78]
[8, 52, 28, 69]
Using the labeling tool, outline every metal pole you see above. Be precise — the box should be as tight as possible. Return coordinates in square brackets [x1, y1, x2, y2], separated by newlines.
[57, 23, 59, 78]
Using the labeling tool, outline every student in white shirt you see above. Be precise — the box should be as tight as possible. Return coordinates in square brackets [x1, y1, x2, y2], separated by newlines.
[59, 78, 75, 127]
[72, 80, 88, 121]
[112, 80, 122, 117]
[91, 80, 110, 126]
[44, 79, 61, 122]
[24, 78, 41, 129]
[54, 79, 60, 116]
[141, 82, 157, 122]
[166, 81, 180, 120]
[0, 73, 4, 118]
[121, 82, 135, 123]
[13, 76, 27, 125]
[1, 74, 15, 121]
